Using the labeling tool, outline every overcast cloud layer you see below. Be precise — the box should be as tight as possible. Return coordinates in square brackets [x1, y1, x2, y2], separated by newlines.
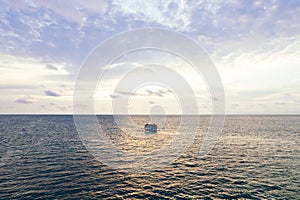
[0, 0, 299, 114]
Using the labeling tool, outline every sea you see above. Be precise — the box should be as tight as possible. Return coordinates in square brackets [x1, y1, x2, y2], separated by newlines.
[0, 115, 299, 199]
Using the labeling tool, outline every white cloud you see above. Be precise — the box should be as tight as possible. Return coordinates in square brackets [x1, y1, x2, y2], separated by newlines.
[32, 0, 108, 25]
[0, 54, 73, 113]
[111, 0, 195, 31]
[0, 54, 69, 86]
[214, 35, 300, 114]
[15, 95, 34, 104]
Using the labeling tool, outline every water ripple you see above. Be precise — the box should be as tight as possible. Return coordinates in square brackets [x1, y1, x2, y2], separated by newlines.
[0, 115, 299, 199]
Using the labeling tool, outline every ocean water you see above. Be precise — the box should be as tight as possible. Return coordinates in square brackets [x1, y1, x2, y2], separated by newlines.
[0, 115, 299, 199]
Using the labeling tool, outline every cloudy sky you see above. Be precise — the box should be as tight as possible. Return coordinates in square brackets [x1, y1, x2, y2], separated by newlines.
[0, 0, 299, 114]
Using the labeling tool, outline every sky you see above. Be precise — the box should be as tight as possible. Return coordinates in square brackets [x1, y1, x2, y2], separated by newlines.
[0, 0, 299, 114]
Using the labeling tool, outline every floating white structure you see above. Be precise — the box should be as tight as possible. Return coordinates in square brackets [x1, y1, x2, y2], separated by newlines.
[144, 123, 158, 133]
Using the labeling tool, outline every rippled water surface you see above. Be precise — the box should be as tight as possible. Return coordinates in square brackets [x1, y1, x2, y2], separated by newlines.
[0, 115, 299, 199]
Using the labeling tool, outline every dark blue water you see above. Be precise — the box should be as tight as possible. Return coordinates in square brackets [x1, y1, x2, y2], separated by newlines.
[0, 115, 299, 199]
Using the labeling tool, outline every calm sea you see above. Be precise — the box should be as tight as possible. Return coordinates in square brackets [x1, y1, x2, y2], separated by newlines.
[0, 115, 299, 199]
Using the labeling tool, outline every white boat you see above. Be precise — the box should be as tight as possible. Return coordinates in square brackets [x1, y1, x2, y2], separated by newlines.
[144, 123, 158, 133]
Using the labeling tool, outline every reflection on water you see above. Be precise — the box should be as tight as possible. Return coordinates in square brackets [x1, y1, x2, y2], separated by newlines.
[101, 115, 182, 154]
[0, 115, 299, 199]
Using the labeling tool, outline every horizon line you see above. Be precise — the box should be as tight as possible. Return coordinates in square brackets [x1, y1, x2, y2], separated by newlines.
[0, 113, 299, 116]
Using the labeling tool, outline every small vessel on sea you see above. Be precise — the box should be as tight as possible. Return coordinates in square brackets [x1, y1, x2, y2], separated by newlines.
[144, 123, 158, 133]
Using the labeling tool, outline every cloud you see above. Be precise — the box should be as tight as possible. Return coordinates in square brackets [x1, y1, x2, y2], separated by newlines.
[146, 89, 172, 97]
[1, 1, 300, 114]
[273, 101, 288, 105]
[44, 90, 61, 97]
[114, 88, 172, 98]
[15, 98, 32, 104]
[149, 101, 155, 104]
[31, 0, 108, 24]
[111, 0, 196, 31]
[0, 54, 71, 89]
[115, 90, 138, 96]
[109, 94, 120, 98]
[15, 96, 33, 104]
[45, 64, 58, 70]
[0, 84, 37, 90]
